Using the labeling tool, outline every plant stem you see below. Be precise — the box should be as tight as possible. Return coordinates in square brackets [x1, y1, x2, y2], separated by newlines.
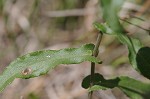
[89, 32, 103, 99]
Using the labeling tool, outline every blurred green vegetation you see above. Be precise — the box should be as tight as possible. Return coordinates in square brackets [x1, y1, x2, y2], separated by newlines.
[27, 93, 40, 99]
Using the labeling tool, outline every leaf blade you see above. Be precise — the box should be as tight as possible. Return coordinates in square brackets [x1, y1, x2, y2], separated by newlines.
[82, 73, 150, 99]
[99, 0, 144, 72]
[136, 47, 150, 79]
[0, 44, 101, 92]
[94, 22, 143, 71]
[100, 0, 125, 33]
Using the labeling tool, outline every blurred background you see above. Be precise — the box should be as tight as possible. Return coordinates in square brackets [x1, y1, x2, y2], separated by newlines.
[0, 0, 150, 99]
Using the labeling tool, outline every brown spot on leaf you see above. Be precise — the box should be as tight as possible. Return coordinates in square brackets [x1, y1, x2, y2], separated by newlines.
[21, 68, 32, 75]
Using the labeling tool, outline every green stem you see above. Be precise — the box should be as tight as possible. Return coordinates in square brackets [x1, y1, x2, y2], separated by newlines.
[89, 32, 103, 99]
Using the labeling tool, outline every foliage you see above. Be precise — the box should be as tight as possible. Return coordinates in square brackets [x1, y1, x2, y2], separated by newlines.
[94, 22, 143, 73]
[81, 0, 150, 99]
[94, 0, 150, 79]
[136, 47, 150, 79]
[82, 73, 150, 99]
[0, 44, 101, 92]
[0, 0, 150, 99]
[100, 0, 125, 33]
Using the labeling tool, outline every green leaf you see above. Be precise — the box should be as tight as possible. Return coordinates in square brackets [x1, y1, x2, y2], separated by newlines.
[99, 0, 144, 72]
[136, 47, 150, 79]
[100, 0, 125, 33]
[99, 0, 150, 80]
[93, 22, 115, 35]
[0, 44, 102, 92]
[95, 22, 150, 80]
[82, 73, 106, 89]
[117, 34, 143, 71]
[82, 73, 150, 99]
[94, 22, 143, 71]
